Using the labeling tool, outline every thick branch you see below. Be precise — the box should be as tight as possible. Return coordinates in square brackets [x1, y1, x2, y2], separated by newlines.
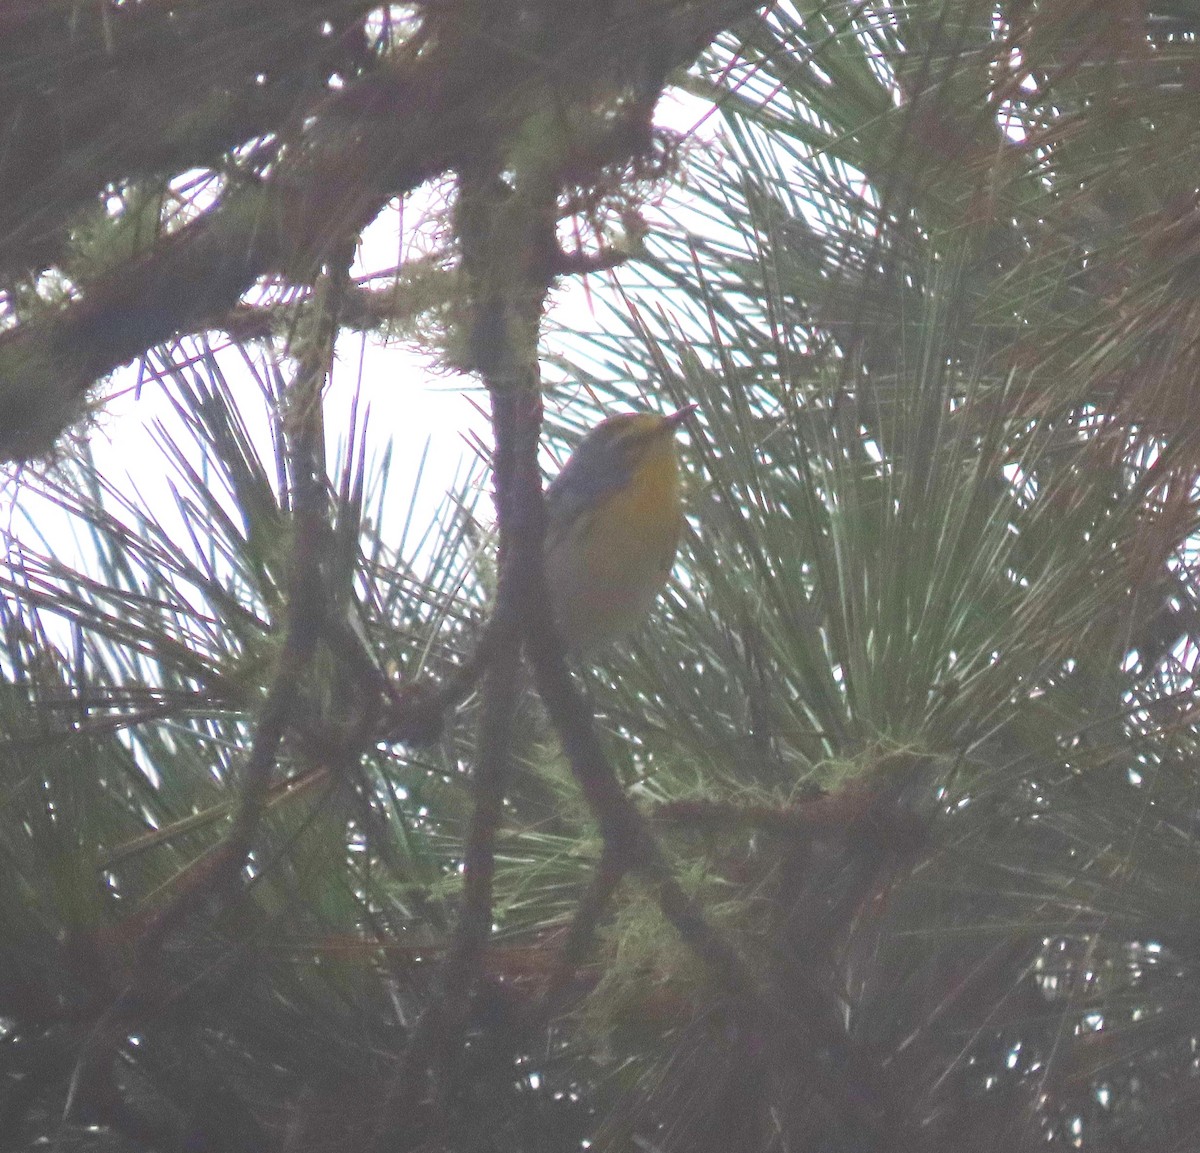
[0, 0, 766, 461]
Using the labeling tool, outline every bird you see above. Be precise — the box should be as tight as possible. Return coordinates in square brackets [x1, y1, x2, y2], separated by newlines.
[543, 404, 696, 652]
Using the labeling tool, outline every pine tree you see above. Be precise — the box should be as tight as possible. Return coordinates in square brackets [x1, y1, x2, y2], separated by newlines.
[4, 4, 1200, 1152]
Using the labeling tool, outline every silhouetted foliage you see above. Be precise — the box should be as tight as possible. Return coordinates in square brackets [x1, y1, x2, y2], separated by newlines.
[4, 3, 1200, 1152]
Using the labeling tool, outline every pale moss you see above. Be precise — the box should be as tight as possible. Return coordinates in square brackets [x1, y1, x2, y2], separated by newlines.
[580, 855, 768, 1044]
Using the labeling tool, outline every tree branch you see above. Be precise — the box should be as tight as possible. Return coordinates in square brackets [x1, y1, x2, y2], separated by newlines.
[56, 261, 345, 1143]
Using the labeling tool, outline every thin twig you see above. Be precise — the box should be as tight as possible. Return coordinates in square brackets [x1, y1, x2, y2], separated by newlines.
[56, 265, 344, 1144]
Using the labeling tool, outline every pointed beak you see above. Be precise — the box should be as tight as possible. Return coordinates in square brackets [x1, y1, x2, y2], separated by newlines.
[663, 403, 698, 429]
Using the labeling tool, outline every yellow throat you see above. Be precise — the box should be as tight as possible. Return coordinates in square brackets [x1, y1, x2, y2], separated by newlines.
[543, 407, 694, 652]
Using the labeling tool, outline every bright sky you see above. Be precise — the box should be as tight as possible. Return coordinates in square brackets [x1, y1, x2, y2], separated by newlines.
[4, 92, 720, 578]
